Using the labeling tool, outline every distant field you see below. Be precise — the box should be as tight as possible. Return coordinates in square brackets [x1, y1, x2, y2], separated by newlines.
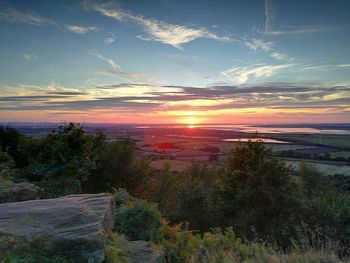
[277, 134, 350, 148]
[330, 151, 350, 158]
[285, 159, 350, 176]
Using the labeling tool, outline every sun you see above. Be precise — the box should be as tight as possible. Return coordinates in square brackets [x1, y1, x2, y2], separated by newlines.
[186, 116, 198, 128]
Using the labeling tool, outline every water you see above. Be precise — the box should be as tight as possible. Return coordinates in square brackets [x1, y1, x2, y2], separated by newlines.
[222, 138, 290, 144]
[136, 124, 350, 135]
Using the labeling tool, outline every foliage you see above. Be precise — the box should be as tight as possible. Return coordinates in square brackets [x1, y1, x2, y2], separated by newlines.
[114, 190, 162, 241]
[0, 126, 26, 167]
[216, 140, 303, 245]
[297, 163, 350, 246]
[0, 151, 19, 182]
[10, 123, 149, 198]
[0, 151, 20, 190]
[298, 162, 327, 197]
[0, 236, 73, 263]
[21, 123, 95, 197]
[176, 163, 218, 232]
[104, 233, 129, 263]
[0, 125, 349, 262]
[329, 174, 350, 194]
[158, 225, 343, 263]
[154, 163, 186, 222]
[161, 227, 253, 263]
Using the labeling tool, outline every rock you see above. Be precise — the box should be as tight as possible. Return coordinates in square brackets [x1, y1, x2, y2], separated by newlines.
[0, 193, 115, 262]
[0, 180, 41, 203]
[125, 240, 164, 263]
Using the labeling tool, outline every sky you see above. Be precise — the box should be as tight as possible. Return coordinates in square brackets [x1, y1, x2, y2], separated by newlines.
[0, 0, 350, 124]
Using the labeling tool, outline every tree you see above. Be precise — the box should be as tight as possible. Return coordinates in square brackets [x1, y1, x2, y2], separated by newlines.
[0, 126, 28, 167]
[217, 140, 302, 244]
[23, 123, 95, 197]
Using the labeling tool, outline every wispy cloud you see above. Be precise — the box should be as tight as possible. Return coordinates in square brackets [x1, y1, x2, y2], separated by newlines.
[244, 38, 273, 52]
[66, 25, 98, 34]
[265, 0, 276, 32]
[263, 0, 340, 35]
[104, 69, 149, 83]
[221, 64, 293, 83]
[300, 64, 350, 71]
[0, 7, 99, 36]
[88, 50, 120, 69]
[270, 52, 287, 60]
[104, 34, 116, 44]
[0, 8, 51, 25]
[243, 38, 289, 61]
[89, 2, 232, 49]
[264, 25, 340, 35]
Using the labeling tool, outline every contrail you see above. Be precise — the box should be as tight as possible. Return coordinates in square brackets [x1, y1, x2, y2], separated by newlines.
[265, 0, 276, 32]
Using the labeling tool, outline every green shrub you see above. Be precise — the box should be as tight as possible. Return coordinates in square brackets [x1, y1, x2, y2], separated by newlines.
[114, 190, 162, 241]
[104, 233, 129, 263]
[160, 227, 254, 263]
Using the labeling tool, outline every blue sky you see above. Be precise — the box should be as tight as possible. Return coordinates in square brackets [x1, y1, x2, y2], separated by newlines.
[0, 0, 349, 123]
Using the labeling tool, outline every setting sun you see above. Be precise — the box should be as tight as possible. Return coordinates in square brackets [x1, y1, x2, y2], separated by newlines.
[187, 116, 197, 125]
[185, 116, 199, 128]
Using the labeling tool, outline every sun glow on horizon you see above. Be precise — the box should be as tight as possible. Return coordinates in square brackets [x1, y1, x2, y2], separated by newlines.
[185, 116, 199, 128]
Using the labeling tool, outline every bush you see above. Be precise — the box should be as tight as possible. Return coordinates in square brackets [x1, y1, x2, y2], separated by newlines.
[0, 236, 73, 263]
[114, 190, 162, 241]
[104, 233, 129, 263]
[161, 227, 263, 263]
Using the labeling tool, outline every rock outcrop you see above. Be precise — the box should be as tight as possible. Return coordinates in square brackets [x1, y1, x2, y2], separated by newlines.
[0, 180, 41, 203]
[0, 193, 115, 262]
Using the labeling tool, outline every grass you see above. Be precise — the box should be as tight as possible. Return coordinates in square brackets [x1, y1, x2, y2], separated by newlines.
[1, 231, 347, 263]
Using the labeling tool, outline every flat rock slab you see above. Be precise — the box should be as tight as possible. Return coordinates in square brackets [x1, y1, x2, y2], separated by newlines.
[0, 193, 115, 262]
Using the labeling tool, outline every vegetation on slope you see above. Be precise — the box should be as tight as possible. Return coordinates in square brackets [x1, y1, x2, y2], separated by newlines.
[0, 123, 349, 262]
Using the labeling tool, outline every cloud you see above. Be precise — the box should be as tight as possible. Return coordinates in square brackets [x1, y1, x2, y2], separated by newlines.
[88, 50, 120, 69]
[89, 2, 232, 49]
[66, 25, 98, 34]
[0, 95, 73, 101]
[0, 82, 349, 115]
[300, 64, 350, 71]
[22, 53, 38, 60]
[131, 16, 232, 49]
[264, 26, 338, 35]
[0, 7, 100, 36]
[104, 69, 149, 83]
[104, 35, 116, 44]
[0, 9, 50, 25]
[265, 0, 276, 32]
[243, 38, 288, 61]
[263, 0, 340, 35]
[46, 91, 87, 95]
[221, 64, 293, 83]
[244, 38, 273, 52]
[270, 52, 287, 60]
